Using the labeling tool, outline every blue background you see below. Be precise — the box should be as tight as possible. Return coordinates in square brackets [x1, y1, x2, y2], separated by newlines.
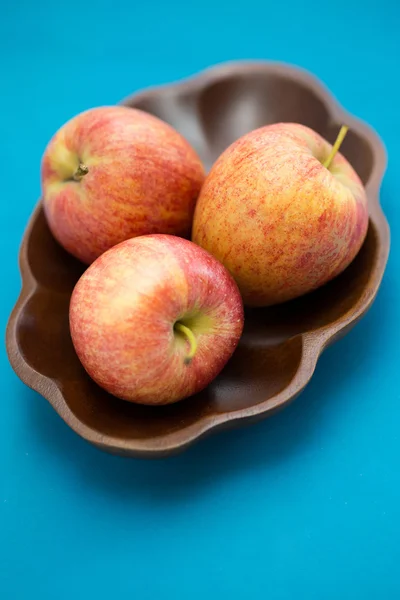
[1, 1, 399, 598]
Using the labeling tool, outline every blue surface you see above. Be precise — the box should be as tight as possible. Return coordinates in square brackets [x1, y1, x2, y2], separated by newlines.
[1, 1, 399, 598]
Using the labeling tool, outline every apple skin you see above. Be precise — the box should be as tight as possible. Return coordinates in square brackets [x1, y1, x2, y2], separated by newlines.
[192, 123, 368, 307]
[69, 234, 244, 405]
[41, 106, 205, 264]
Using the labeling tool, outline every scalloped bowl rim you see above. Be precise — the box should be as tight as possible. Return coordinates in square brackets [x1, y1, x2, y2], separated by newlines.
[6, 61, 390, 457]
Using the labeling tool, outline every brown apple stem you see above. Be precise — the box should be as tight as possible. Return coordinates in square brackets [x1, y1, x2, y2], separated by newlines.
[73, 163, 89, 181]
[323, 125, 349, 170]
[174, 322, 197, 364]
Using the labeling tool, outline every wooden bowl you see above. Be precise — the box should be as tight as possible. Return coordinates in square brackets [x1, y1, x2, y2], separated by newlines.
[6, 62, 389, 458]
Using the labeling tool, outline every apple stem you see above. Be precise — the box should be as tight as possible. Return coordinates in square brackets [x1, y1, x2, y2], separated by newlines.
[73, 163, 89, 181]
[323, 125, 349, 170]
[174, 322, 198, 364]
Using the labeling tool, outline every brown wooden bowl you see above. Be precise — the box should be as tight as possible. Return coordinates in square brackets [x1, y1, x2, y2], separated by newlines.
[6, 62, 389, 458]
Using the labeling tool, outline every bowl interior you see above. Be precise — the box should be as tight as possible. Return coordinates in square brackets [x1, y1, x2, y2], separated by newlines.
[131, 71, 374, 183]
[14, 67, 380, 445]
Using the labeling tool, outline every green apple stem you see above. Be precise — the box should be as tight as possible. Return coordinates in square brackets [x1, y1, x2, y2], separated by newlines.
[323, 125, 349, 170]
[73, 163, 89, 181]
[174, 322, 197, 364]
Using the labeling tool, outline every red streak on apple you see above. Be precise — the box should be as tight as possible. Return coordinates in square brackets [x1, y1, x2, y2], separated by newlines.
[69, 234, 244, 405]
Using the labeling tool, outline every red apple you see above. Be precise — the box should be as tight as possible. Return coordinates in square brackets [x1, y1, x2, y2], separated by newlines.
[69, 234, 244, 405]
[192, 123, 368, 306]
[41, 106, 205, 264]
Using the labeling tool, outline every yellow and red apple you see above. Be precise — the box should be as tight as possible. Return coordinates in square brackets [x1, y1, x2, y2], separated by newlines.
[192, 123, 368, 307]
[69, 234, 244, 405]
[42, 106, 205, 264]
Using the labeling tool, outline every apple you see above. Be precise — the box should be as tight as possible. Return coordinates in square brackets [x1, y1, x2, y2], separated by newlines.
[69, 234, 244, 405]
[192, 123, 368, 307]
[41, 106, 205, 264]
